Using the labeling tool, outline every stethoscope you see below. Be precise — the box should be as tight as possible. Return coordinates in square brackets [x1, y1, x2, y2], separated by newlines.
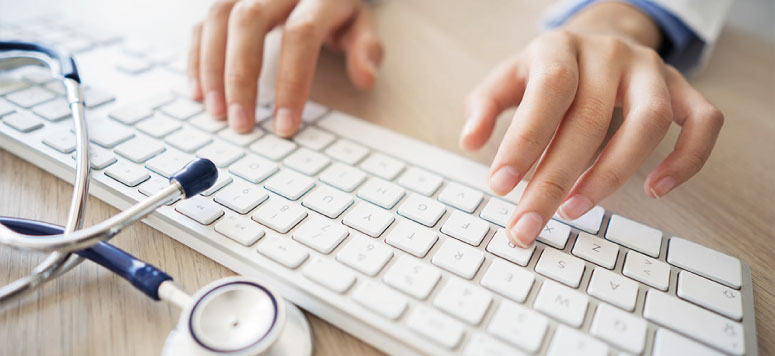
[0, 41, 312, 355]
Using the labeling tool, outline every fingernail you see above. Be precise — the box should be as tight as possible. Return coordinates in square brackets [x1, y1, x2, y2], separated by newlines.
[508, 212, 543, 247]
[489, 166, 520, 195]
[461, 115, 478, 137]
[559, 195, 593, 220]
[651, 176, 677, 199]
[228, 103, 251, 132]
[206, 91, 226, 118]
[274, 108, 297, 137]
[189, 78, 200, 100]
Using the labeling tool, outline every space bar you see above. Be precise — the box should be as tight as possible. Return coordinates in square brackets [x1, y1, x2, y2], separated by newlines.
[643, 289, 745, 355]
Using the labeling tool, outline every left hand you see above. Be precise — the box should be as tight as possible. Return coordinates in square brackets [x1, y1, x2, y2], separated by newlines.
[458, 2, 723, 247]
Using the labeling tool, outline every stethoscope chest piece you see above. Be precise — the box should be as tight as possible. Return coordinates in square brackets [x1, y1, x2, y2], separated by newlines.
[162, 277, 312, 356]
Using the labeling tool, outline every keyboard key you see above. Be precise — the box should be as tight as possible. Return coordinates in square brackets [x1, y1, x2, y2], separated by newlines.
[196, 140, 245, 167]
[214, 214, 265, 246]
[480, 258, 535, 303]
[145, 150, 193, 178]
[359, 153, 405, 180]
[652, 328, 726, 356]
[342, 202, 394, 237]
[292, 126, 335, 150]
[385, 219, 437, 257]
[357, 178, 405, 209]
[73, 144, 116, 169]
[336, 232, 393, 276]
[352, 281, 408, 320]
[159, 98, 203, 120]
[218, 128, 264, 147]
[136, 113, 182, 138]
[292, 215, 348, 253]
[487, 299, 548, 353]
[644, 289, 745, 355]
[586, 267, 639, 311]
[43, 80, 65, 95]
[229, 154, 279, 183]
[571, 232, 619, 269]
[250, 134, 297, 160]
[201, 171, 233, 196]
[116, 56, 152, 74]
[546, 325, 607, 356]
[324, 139, 368, 165]
[605, 214, 662, 257]
[22, 71, 55, 85]
[264, 169, 315, 200]
[0, 78, 28, 96]
[301, 101, 328, 122]
[533, 280, 589, 328]
[383, 255, 440, 299]
[554, 205, 605, 234]
[441, 210, 489, 246]
[320, 163, 367, 192]
[464, 333, 527, 356]
[486, 229, 536, 267]
[667, 236, 742, 289]
[104, 161, 150, 187]
[5, 86, 56, 108]
[82, 87, 115, 108]
[188, 112, 227, 133]
[114, 136, 165, 163]
[303, 257, 355, 293]
[301, 185, 353, 218]
[397, 167, 442, 196]
[431, 237, 484, 279]
[589, 302, 648, 354]
[138, 178, 178, 204]
[479, 197, 515, 227]
[535, 247, 586, 288]
[283, 147, 330, 176]
[677, 270, 743, 320]
[406, 306, 464, 349]
[0, 99, 16, 117]
[214, 182, 268, 214]
[433, 277, 492, 325]
[252, 198, 307, 233]
[623, 250, 670, 291]
[537, 219, 571, 249]
[165, 127, 213, 153]
[175, 196, 224, 225]
[32, 98, 70, 121]
[109, 105, 154, 125]
[2, 112, 43, 132]
[397, 193, 446, 227]
[42, 130, 75, 153]
[85, 119, 134, 148]
[258, 236, 309, 269]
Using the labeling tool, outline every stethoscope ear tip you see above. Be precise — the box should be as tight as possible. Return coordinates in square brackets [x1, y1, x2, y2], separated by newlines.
[171, 158, 218, 198]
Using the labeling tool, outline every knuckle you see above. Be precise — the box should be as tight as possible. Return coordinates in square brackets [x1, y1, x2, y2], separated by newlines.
[682, 149, 708, 173]
[285, 19, 322, 41]
[512, 129, 547, 154]
[231, 0, 267, 25]
[697, 105, 725, 129]
[597, 168, 627, 188]
[533, 176, 572, 203]
[225, 69, 254, 89]
[600, 36, 630, 60]
[543, 29, 576, 46]
[208, 0, 236, 20]
[641, 99, 673, 129]
[536, 62, 578, 92]
[572, 97, 610, 133]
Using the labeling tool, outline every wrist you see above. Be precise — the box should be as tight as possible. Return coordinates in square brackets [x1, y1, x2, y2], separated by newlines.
[561, 1, 662, 50]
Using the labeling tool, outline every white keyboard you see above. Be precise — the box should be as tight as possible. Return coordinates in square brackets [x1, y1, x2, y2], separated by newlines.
[0, 17, 758, 356]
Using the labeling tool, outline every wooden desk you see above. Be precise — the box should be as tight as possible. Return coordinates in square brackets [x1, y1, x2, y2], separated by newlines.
[1, 1, 773, 355]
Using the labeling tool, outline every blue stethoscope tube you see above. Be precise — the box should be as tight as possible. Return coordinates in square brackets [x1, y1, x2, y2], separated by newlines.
[0, 41, 80, 83]
[0, 217, 172, 300]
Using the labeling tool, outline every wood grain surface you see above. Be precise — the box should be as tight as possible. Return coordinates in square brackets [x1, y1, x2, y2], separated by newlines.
[1, 1, 773, 355]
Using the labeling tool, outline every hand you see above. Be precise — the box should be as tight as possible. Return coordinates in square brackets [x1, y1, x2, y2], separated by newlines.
[188, 0, 383, 135]
[459, 2, 723, 247]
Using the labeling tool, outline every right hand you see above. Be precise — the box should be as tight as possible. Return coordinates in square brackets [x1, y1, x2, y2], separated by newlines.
[188, 0, 383, 136]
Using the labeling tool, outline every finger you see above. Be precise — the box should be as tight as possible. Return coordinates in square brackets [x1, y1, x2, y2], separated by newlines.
[644, 66, 723, 198]
[188, 22, 204, 101]
[338, 6, 383, 90]
[274, 0, 359, 137]
[559, 52, 672, 219]
[224, 0, 297, 133]
[487, 32, 579, 195]
[200, 0, 238, 119]
[506, 41, 624, 247]
[459, 54, 527, 152]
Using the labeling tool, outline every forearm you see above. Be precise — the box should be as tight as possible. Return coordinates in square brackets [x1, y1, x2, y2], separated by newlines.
[561, 1, 662, 49]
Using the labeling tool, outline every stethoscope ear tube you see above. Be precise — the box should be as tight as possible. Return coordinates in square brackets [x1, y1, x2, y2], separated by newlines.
[0, 41, 80, 83]
[0, 217, 173, 301]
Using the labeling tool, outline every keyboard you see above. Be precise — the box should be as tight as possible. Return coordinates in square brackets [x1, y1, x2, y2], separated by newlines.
[0, 16, 758, 356]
